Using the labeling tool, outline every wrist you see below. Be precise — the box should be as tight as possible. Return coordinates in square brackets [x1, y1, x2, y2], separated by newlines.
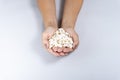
[44, 20, 58, 29]
[61, 19, 75, 28]
[61, 23, 75, 30]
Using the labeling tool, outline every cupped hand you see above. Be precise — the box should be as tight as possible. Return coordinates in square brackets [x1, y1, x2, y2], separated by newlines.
[42, 27, 65, 56]
[62, 28, 80, 55]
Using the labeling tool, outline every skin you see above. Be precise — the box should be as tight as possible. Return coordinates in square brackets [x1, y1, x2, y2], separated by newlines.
[37, 0, 83, 56]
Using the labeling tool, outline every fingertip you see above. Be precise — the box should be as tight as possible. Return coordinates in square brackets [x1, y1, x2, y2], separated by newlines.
[63, 47, 72, 53]
[72, 43, 79, 50]
[48, 48, 60, 56]
[57, 47, 63, 52]
[52, 47, 58, 52]
[59, 52, 65, 56]
[72, 43, 74, 48]
[63, 47, 67, 52]
[68, 48, 72, 52]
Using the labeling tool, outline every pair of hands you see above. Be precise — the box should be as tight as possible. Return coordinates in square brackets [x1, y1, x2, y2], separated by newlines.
[42, 27, 79, 56]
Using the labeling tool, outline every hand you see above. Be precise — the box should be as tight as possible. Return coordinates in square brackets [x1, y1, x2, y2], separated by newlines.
[62, 28, 79, 54]
[42, 27, 63, 56]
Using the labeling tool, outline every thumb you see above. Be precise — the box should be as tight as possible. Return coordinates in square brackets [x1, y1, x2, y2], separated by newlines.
[72, 34, 79, 49]
[42, 35, 49, 49]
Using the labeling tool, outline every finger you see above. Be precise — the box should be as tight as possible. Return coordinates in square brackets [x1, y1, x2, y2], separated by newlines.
[42, 35, 49, 49]
[48, 48, 60, 56]
[52, 47, 61, 56]
[53, 47, 61, 56]
[73, 41, 79, 50]
[72, 33, 79, 43]
[52, 47, 58, 52]
[57, 47, 63, 52]
[43, 40, 49, 49]
[56, 47, 64, 56]
[51, 47, 62, 56]
[72, 37, 79, 49]
[59, 52, 65, 56]
[63, 47, 71, 53]
[68, 48, 73, 52]
[53, 47, 66, 56]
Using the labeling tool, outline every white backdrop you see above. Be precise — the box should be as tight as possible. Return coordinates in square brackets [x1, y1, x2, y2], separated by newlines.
[0, 0, 120, 80]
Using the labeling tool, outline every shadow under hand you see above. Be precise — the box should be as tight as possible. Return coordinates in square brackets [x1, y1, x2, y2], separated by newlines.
[30, 0, 65, 64]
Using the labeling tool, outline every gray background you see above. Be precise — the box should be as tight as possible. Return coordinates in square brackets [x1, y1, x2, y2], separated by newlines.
[0, 0, 120, 80]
